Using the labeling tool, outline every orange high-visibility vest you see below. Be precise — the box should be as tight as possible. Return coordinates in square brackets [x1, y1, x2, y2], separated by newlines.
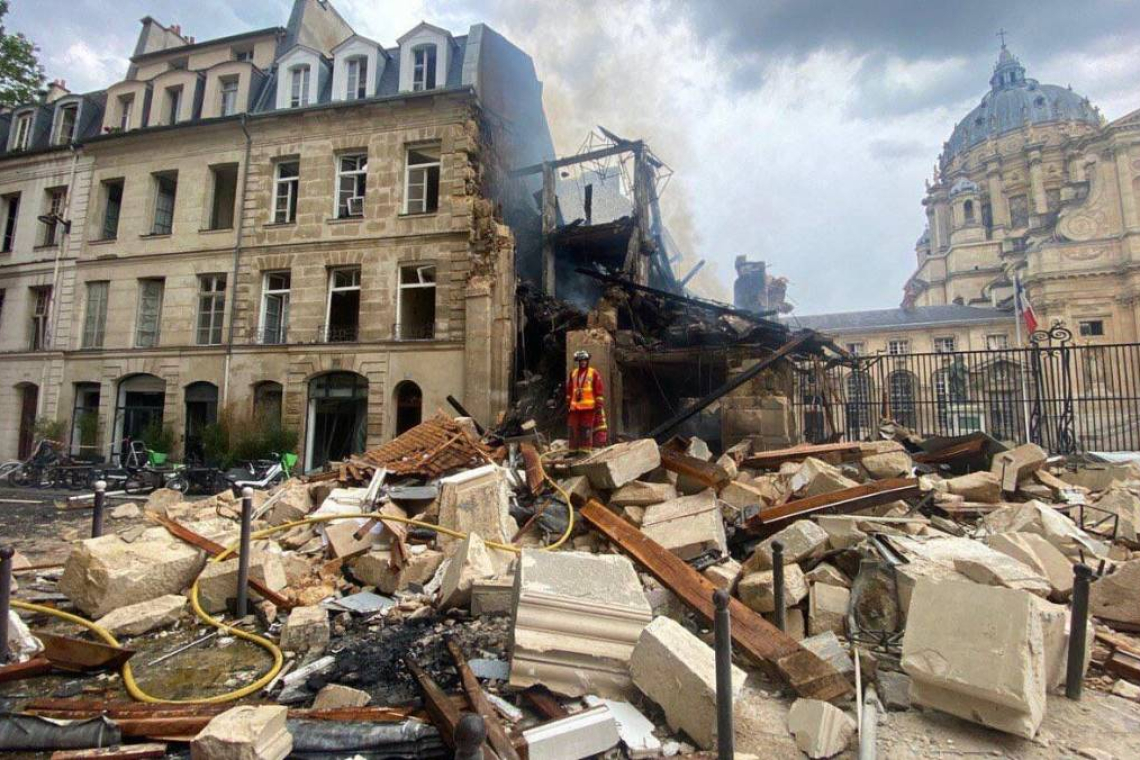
[568, 367, 602, 411]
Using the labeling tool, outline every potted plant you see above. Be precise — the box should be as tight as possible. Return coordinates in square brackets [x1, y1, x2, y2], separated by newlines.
[140, 419, 176, 465]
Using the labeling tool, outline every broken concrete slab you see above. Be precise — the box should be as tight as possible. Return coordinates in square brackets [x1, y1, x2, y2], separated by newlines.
[1090, 558, 1140, 626]
[279, 605, 329, 653]
[196, 552, 288, 614]
[790, 457, 858, 498]
[191, 705, 291, 760]
[58, 534, 205, 618]
[639, 490, 727, 561]
[436, 465, 517, 569]
[742, 520, 829, 573]
[786, 698, 856, 759]
[808, 583, 850, 636]
[804, 563, 850, 588]
[350, 548, 444, 595]
[738, 563, 808, 613]
[95, 594, 187, 637]
[629, 616, 745, 750]
[944, 471, 1002, 503]
[610, 480, 677, 508]
[438, 532, 497, 610]
[311, 683, 370, 710]
[902, 579, 1047, 738]
[572, 439, 661, 490]
[510, 549, 652, 699]
[991, 443, 1048, 492]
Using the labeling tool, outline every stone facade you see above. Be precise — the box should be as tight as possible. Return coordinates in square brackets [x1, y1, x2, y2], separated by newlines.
[0, 0, 553, 465]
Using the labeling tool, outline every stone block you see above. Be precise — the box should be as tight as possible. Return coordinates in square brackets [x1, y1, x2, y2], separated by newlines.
[816, 516, 867, 550]
[987, 532, 1073, 599]
[738, 563, 808, 613]
[982, 500, 1106, 558]
[437, 465, 517, 570]
[571, 439, 662, 490]
[1090, 558, 1140, 625]
[629, 616, 745, 750]
[990, 443, 1048, 493]
[471, 576, 514, 616]
[556, 475, 598, 505]
[801, 630, 854, 679]
[95, 594, 187, 637]
[610, 480, 677, 508]
[639, 490, 726, 561]
[312, 683, 370, 710]
[439, 532, 497, 610]
[790, 457, 858, 498]
[952, 553, 1051, 598]
[786, 698, 856, 759]
[279, 605, 329, 653]
[350, 548, 444, 594]
[944, 471, 1001, 503]
[902, 579, 1046, 738]
[265, 484, 313, 526]
[808, 583, 850, 636]
[804, 563, 850, 588]
[742, 520, 829, 572]
[1092, 486, 1140, 543]
[715, 454, 739, 480]
[703, 558, 741, 590]
[59, 534, 205, 618]
[878, 671, 912, 711]
[860, 441, 913, 480]
[143, 488, 186, 517]
[324, 519, 379, 559]
[196, 552, 289, 614]
[718, 480, 771, 512]
[191, 705, 291, 760]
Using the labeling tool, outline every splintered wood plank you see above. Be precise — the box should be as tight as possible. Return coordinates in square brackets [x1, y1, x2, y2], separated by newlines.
[743, 478, 920, 534]
[581, 500, 851, 701]
[740, 442, 863, 469]
[51, 745, 168, 760]
[448, 640, 520, 760]
[658, 446, 730, 488]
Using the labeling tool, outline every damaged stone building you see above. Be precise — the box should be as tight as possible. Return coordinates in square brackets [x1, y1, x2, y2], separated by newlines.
[0, 0, 554, 466]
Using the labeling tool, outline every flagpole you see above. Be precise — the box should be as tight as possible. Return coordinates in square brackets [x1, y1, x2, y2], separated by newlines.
[1014, 274, 1033, 444]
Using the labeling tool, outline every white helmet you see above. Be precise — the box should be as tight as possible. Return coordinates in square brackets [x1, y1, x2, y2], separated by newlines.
[573, 350, 590, 361]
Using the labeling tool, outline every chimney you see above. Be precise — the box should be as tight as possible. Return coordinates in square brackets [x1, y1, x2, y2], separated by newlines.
[45, 79, 71, 104]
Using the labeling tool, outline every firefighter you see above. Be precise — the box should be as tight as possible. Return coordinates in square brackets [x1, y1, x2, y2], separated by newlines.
[566, 349, 605, 452]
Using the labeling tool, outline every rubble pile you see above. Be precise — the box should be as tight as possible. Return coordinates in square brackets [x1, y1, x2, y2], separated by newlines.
[4, 417, 1140, 758]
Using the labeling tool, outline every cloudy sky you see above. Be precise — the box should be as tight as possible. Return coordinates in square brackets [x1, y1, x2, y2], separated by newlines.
[9, 0, 1140, 314]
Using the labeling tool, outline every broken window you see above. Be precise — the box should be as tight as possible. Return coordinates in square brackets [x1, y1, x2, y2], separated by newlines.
[396, 264, 436, 340]
[152, 172, 177, 235]
[412, 45, 437, 91]
[12, 112, 32, 150]
[135, 279, 164, 348]
[196, 274, 227, 346]
[2, 193, 19, 252]
[336, 153, 367, 218]
[260, 270, 291, 344]
[42, 188, 66, 246]
[325, 266, 361, 342]
[82, 281, 109, 349]
[101, 180, 123, 240]
[306, 371, 368, 471]
[404, 146, 440, 214]
[29, 286, 50, 350]
[274, 160, 300, 224]
[209, 164, 238, 230]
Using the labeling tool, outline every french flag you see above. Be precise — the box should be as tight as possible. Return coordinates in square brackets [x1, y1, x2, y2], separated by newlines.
[1015, 275, 1038, 334]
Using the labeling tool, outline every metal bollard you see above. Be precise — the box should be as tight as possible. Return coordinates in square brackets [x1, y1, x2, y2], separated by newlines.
[1066, 563, 1093, 700]
[235, 487, 254, 618]
[0, 546, 13, 663]
[772, 541, 786, 632]
[91, 480, 107, 538]
[713, 589, 735, 760]
[454, 713, 486, 760]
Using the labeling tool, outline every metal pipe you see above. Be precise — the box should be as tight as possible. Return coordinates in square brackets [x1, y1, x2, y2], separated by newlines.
[859, 683, 878, 760]
[90, 480, 107, 538]
[771, 541, 786, 632]
[1066, 563, 1093, 700]
[713, 589, 735, 760]
[0, 546, 13, 663]
[235, 487, 254, 617]
[454, 713, 485, 760]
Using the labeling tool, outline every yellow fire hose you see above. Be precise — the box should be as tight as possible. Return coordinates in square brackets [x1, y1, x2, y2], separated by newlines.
[10, 469, 575, 704]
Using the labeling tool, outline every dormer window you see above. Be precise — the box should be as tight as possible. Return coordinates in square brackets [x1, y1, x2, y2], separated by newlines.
[346, 56, 368, 100]
[234, 49, 254, 63]
[412, 45, 437, 91]
[54, 104, 78, 145]
[220, 77, 239, 116]
[12, 112, 32, 151]
[118, 94, 134, 131]
[165, 85, 183, 125]
[290, 65, 310, 108]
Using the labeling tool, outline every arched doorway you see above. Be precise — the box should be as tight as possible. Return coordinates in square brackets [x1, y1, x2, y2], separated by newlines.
[114, 374, 166, 455]
[306, 372, 368, 471]
[184, 381, 219, 462]
[393, 380, 423, 435]
[16, 383, 39, 459]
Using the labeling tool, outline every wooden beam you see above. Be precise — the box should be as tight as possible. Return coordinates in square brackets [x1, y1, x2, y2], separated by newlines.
[580, 499, 851, 701]
[448, 640, 520, 760]
[740, 442, 863, 470]
[406, 657, 498, 760]
[742, 478, 920, 535]
[658, 446, 730, 489]
[510, 141, 642, 178]
[50, 745, 168, 760]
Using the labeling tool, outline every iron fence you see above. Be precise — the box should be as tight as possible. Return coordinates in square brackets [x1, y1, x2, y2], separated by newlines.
[792, 325, 1140, 454]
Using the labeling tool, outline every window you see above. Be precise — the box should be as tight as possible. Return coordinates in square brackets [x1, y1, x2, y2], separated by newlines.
[220, 77, 239, 116]
[888, 370, 917, 429]
[101, 180, 123, 240]
[845, 342, 864, 355]
[135, 279, 164, 347]
[963, 200, 974, 223]
[196, 274, 227, 345]
[273, 161, 299, 223]
[336, 153, 367, 218]
[412, 45, 437, 91]
[986, 334, 1009, 350]
[325, 266, 361, 342]
[29, 286, 50, 350]
[1079, 320, 1105, 338]
[346, 56, 368, 100]
[2, 194, 19, 252]
[55, 104, 78, 145]
[397, 264, 436, 340]
[12, 113, 32, 150]
[152, 172, 177, 235]
[209, 164, 238, 230]
[235, 49, 254, 62]
[290, 65, 310, 108]
[82, 281, 109, 348]
[1009, 194, 1029, 228]
[934, 336, 956, 353]
[118, 94, 134, 130]
[42, 188, 66, 246]
[260, 271, 290, 344]
[165, 86, 183, 125]
[887, 339, 910, 355]
[404, 146, 440, 214]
